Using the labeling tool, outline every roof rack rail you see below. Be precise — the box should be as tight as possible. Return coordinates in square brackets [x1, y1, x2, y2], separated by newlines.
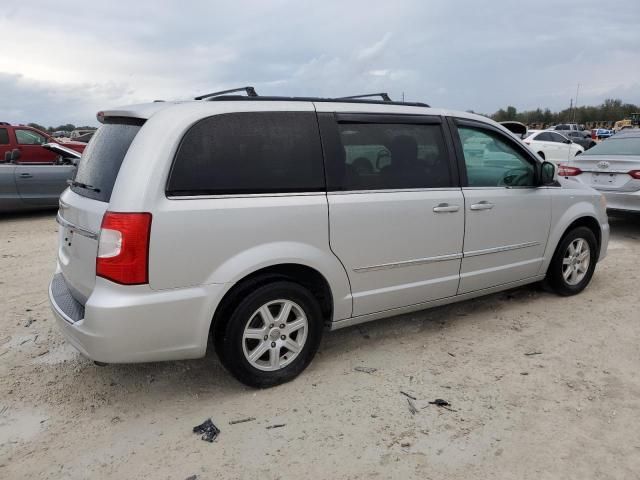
[0, 121, 10, 126]
[338, 93, 392, 102]
[195, 86, 258, 101]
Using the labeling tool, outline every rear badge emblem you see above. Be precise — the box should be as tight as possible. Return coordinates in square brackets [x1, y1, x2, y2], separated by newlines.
[597, 161, 610, 169]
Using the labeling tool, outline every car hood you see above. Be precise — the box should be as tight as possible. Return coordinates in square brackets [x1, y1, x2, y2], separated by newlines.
[57, 140, 87, 152]
[42, 142, 82, 159]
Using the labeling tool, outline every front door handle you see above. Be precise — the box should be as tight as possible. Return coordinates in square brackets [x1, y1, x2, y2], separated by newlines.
[470, 201, 494, 211]
[433, 203, 460, 213]
[19, 173, 33, 179]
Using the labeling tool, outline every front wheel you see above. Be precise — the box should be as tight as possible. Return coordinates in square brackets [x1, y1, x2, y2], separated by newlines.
[216, 281, 324, 388]
[547, 226, 598, 296]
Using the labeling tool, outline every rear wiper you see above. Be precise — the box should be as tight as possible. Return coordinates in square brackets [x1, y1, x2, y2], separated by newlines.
[67, 179, 101, 193]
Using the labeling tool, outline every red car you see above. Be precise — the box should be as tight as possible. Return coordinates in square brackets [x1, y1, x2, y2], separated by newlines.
[0, 122, 86, 163]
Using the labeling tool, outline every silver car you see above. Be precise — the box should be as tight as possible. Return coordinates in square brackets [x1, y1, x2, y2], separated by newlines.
[561, 130, 640, 212]
[49, 89, 609, 387]
[0, 144, 80, 213]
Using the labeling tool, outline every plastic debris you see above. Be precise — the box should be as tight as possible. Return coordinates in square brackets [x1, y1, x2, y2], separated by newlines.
[228, 417, 256, 425]
[193, 418, 220, 442]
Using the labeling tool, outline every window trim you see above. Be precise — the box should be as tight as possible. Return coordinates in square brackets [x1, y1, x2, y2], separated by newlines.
[319, 113, 459, 192]
[449, 117, 541, 188]
[165, 111, 327, 197]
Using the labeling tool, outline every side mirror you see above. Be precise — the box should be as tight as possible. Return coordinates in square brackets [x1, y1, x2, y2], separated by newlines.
[5, 149, 21, 163]
[540, 161, 556, 185]
[564, 139, 572, 144]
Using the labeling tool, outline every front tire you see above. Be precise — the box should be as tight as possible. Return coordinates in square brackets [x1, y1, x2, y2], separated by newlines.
[547, 226, 597, 296]
[216, 281, 324, 388]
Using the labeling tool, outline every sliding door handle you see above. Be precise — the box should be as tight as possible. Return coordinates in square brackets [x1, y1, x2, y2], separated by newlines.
[433, 203, 460, 213]
[470, 201, 494, 211]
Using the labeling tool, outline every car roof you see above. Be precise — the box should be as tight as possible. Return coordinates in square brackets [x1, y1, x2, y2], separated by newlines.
[611, 129, 640, 138]
[98, 98, 510, 135]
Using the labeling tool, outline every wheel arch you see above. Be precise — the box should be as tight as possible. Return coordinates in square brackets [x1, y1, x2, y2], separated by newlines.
[209, 262, 343, 351]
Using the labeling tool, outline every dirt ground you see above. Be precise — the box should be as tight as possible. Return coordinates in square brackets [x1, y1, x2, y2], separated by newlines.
[0, 211, 639, 480]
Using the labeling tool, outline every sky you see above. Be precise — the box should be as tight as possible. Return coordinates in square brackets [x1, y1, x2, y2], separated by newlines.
[1, 0, 639, 126]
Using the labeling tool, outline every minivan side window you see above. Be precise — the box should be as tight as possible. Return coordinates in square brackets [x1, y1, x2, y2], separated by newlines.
[167, 112, 325, 196]
[458, 126, 536, 187]
[0, 128, 9, 144]
[326, 122, 452, 191]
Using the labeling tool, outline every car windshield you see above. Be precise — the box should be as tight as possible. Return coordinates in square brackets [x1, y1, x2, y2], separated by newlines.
[583, 136, 640, 156]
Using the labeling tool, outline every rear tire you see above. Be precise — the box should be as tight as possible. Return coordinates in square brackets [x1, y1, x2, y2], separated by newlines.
[215, 281, 324, 388]
[547, 226, 597, 296]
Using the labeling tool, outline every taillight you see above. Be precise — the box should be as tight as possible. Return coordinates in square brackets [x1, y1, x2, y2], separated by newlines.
[96, 212, 152, 285]
[628, 170, 640, 180]
[557, 165, 582, 176]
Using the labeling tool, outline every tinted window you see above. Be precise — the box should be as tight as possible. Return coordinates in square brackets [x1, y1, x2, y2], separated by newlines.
[71, 122, 142, 202]
[327, 122, 451, 190]
[168, 112, 324, 195]
[458, 126, 536, 187]
[535, 132, 553, 141]
[549, 133, 567, 143]
[583, 136, 640, 156]
[0, 128, 8, 145]
[15, 129, 46, 145]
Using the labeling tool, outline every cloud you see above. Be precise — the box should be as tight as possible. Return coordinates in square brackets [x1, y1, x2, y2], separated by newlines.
[0, 0, 639, 125]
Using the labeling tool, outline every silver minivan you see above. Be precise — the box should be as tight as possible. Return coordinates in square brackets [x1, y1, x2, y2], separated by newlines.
[49, 89, 609, 387]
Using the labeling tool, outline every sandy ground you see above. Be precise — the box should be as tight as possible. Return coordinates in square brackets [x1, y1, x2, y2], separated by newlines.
[0, 211, 639, 480]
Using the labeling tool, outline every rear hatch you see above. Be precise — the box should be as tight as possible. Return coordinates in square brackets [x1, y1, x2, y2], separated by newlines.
[57, 120, 143, 303]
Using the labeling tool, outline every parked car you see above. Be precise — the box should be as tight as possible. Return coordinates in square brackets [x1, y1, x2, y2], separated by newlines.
[560, 130, 640, 212]
[563, 130, 597, 150]
[523, 130, 584, 162]
[592, 128, 613, 140]
[0, 144, 80, 212]
[69, 129, 96, 141]
[553, 123, 582, 132]
[0, 123, 86, 163]
[49, 89, 609, 388]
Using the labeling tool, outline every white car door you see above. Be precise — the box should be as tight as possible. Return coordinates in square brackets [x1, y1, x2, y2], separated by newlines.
[452, 120, 552, 294]
[548, 132, 574, 162]
[317, 110, 464, 317]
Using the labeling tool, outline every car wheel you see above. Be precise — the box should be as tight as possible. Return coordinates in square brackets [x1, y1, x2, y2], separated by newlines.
[216, 281, 324, 388]
[547, 226, 598, 296]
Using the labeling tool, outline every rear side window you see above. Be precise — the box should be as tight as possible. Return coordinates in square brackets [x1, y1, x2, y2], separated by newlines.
[0, 128, 8, 144]
[71, 122, 142, 202]
[324, 120, 452, 191]
[167, 112, 325, 196]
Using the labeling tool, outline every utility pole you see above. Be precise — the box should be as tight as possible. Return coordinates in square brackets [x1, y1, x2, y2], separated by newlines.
[573, 83, 580, 124]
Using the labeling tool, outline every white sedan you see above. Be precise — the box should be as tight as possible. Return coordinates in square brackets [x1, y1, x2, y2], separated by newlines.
[523, 130, 584, 163]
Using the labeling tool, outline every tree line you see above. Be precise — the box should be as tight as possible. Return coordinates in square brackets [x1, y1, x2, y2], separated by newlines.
[26, 123, 96, 133]
[489, 98, 639, 126]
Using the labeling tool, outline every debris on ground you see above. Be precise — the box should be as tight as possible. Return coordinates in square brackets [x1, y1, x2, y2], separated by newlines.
[401, 442, 411, 448]
[448, 352, 456, 357]
[520, 372, 529, 375]
[228, 417, 256, 425]
[193, 418, 221, 442]
[36, 350, 49, 357]
[266, 424, 286, 430]
[185, 475, 198, 480]
[356, 326, 371, 339]
[427, 399, 457, 412]
[400, 391, 417, 400]
[407, 398, 418, 415]
[354, 366, 377, 374]
[24, 318, 36, 327]
[524, 351, 542, 356]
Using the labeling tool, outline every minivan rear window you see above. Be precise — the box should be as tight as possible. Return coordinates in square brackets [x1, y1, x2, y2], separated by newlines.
[167, 112, 325, 196]
[71, 121, 142, 202]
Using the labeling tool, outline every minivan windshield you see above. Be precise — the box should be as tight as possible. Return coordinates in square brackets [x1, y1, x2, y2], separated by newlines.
[71, 122, 142, 202]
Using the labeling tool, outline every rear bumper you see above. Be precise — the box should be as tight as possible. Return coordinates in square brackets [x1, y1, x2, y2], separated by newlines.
[49, 270, 227, 363]
[601, 190, 640, 213]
